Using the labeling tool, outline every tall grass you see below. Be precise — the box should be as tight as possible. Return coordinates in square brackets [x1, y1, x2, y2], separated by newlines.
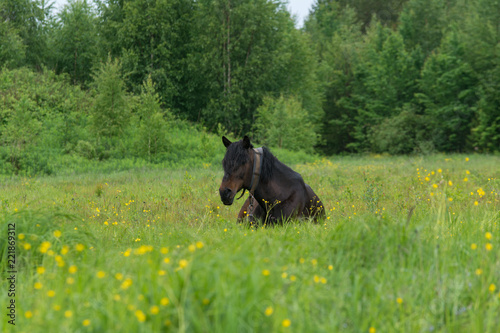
[0, 154, 498, 332]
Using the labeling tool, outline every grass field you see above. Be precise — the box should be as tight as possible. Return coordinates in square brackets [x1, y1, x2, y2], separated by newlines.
[1, 154, 499, 332]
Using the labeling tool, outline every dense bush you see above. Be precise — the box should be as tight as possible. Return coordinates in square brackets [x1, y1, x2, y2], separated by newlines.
[369, 108, 433, 155]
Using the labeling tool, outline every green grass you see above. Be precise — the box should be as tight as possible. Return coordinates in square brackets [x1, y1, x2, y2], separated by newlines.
[1, 154, 499, 332]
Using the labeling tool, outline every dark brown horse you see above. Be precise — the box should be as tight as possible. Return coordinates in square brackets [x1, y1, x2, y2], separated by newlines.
[219, 136, 325, 224]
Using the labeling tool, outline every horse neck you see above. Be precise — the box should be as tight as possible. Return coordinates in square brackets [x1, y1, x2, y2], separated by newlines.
[252, 158, 291, 207]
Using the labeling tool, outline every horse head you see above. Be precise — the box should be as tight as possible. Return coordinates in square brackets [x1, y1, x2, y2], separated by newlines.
[219, 136, 254, 205]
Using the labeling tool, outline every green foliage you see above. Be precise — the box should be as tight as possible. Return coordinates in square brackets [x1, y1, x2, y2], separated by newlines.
[461, 0, 500, 152]
[1, 0, 500, 168]
[369, 107, 432, 154]
[416, 31, 478, 152]
[0, 98, 41, 170]
[253, 95, 318, 153]
[110, 0, 193, 103]
[50, 0, 99, 86]
[0, 67, 91, 174]
[398, 0, 447, 55]
[0, 20, 26, 68]
[0, 0, 53, 69]
[307, 6, 362, 154]
[187, 0, 321, 134]
[345, 26, 420, 152]
[306, 0, 500, 154]
[132, 76, 169, 161]
[90, 57, 130, 158]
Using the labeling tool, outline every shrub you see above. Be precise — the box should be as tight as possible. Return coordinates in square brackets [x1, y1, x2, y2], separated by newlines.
[369, 107, 434, 155]
[253, 95, 319, 153]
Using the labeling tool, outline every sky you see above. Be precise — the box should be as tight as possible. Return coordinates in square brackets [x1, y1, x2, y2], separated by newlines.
[287, 0, 315, 27]
[52, 0, 315, 27]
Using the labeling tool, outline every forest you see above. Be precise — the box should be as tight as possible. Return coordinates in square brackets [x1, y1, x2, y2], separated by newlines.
[1, 0, 499, 175]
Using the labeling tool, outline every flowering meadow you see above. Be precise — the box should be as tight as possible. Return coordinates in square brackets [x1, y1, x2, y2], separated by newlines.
[0, 154, 499, 332]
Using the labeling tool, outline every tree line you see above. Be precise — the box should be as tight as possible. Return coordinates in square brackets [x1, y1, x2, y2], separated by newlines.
[1, 0, 499, 174]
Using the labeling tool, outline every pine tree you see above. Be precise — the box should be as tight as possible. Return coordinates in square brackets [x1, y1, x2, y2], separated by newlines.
[90, 56, 130, 158]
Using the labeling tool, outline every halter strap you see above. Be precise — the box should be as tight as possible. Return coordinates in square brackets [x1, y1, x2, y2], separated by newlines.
[236, 147, 263, 201]
[247, 147, 263, 221]
[249, 147, 263, 194]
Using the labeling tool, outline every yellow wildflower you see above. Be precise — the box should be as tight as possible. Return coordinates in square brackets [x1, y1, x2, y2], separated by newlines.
[121, 278, 133, 290]
[61, 245, 69, 255]
[179, 259, 188, 269]
[135, 310, 146, 322]
[265, 306, 273, 316]
[39, 241, 51, 253]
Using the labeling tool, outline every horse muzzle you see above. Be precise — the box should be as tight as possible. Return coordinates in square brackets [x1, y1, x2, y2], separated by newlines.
[219, 187, 234, 205]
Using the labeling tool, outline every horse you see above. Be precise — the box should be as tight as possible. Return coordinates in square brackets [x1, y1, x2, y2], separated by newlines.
[219, 136, 325, 224]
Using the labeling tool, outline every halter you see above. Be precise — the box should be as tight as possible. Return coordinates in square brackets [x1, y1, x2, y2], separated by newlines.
[236, 148, 263, 219]
[249, 147, 263, 194]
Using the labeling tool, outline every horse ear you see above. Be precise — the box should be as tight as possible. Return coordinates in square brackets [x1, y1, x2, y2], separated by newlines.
[222, 136, 232, 148]
[242, 136, 252, 149]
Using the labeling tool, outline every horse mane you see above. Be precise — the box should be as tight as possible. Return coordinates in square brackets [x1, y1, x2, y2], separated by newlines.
[260, 147, 278, 184]
[222, 140, 286, 185]
[222, 139, 254, 174]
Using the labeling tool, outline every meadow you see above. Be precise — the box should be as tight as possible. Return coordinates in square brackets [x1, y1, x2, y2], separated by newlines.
[0, 153, 499, 332]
